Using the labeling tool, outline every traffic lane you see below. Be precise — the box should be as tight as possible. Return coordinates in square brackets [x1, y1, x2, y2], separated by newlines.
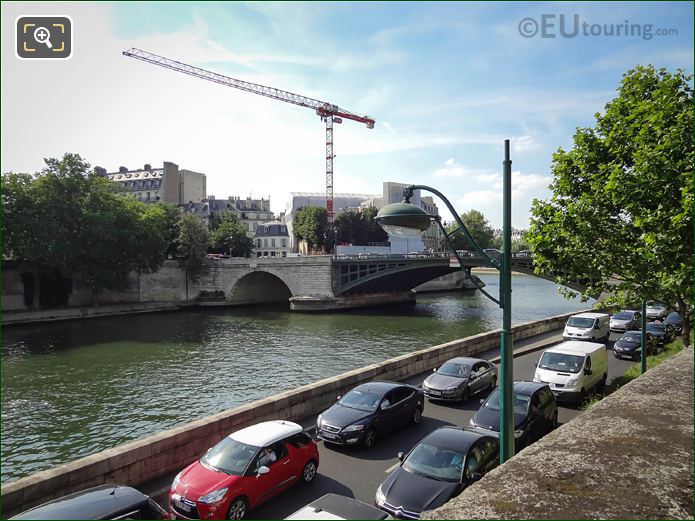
[250, 335, 635, 519]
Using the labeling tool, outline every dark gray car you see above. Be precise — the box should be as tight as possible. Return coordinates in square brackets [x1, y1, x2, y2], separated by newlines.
[422, 357, 497, 402]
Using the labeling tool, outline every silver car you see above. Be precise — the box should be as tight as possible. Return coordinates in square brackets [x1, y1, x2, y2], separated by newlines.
[610, 310, 642, 332]
[422, 357, 497, 402]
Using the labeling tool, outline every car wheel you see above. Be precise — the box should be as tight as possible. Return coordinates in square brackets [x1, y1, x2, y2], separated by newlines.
[461, 387, 470, 402]
[362, 428, 376, 449]
[228, 497, 248, 520]
[551, 411, 558, 429]
[489, 375, 497, 390]
[598, 373, 607, 391]
[301, 460, 318, 484]
[412, 407, 423, 425]
[579, 388, 587, 404]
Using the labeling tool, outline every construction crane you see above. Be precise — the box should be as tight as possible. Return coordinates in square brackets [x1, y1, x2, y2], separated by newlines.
[123, 47, 375, 221]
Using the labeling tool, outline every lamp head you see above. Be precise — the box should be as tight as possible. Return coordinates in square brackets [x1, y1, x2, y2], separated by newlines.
[375, 201, 432, 238]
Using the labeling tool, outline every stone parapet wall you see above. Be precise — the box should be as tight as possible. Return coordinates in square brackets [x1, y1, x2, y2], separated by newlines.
[0, 310, 586, 516]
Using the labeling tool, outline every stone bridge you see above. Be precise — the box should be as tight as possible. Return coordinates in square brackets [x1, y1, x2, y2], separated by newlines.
[166, 253, 556, 311]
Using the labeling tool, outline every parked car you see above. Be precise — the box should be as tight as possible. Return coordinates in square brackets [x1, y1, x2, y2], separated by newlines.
[562, 313, 610, 342]
[316, 382, 424, 449]
[468, 382, 558, 451]
[609, 310, 642, 332]
[645, 322, 676, 346]
[169, 420, 319, 520]
[533, 341, 608, 402]
[645, 302, 669, 321]
[11, 485, 168, 519]
[422, 357, 497, 402]
[375, 427, 499, 520]
[482, 248, 501, 259]
[664, 312, 683, 335]
[286, 493, 391, 520]
[613, 331, 659, 360]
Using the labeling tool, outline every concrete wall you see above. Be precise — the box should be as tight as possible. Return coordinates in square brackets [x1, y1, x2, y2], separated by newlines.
[0, 310, 586, 516]
[425, 347, 695, 520]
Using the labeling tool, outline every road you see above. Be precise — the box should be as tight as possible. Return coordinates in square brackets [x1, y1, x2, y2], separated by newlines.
[143, 330, 634, 519]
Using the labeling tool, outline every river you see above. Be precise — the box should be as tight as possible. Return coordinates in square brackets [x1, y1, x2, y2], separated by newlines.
[1, 273, 592, 482]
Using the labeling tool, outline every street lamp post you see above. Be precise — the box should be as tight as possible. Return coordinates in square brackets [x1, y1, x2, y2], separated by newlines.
[375, 139, 515, 463]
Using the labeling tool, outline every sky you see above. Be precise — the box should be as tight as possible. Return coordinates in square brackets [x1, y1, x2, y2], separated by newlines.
[2, 1, 693, 228]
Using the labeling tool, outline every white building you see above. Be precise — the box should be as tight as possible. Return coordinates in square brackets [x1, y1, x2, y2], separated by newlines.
[254, 221, 291, 258]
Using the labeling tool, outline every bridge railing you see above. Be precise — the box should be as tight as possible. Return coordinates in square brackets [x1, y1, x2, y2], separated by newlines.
[333, 251, 533, 261]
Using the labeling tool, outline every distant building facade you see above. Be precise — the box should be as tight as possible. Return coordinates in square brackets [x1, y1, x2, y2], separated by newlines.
[254, 221, 291, 258]
[97, 162, 206, 205]
[206, 195, 274, 238]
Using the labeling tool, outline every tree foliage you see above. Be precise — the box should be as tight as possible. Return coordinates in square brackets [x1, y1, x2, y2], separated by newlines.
[444, 209, 496, 250]
[334, 206, 388, 245]
[210, 211, 253, 257]
[2, 154, 171, 300]
[293, 206, 328, 251]
[177, 213, 209, 280]
[526, 66, 693, 345]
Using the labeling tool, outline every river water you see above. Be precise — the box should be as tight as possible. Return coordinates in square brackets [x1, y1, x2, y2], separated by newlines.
[1, 273, 592, 482]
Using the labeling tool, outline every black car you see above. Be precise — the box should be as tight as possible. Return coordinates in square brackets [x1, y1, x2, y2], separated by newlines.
[613, 331, 659, 360]
[317, 381, 424, 448]
[375, 427, 498, 519]
[10, 485, 168, 519]
[468, 382, 558, 451]
[664, 312, 683, 335]
[645, 322, 675, 346]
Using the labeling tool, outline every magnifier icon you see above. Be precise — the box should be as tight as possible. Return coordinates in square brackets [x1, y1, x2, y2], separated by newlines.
[33, 26, 53, 49]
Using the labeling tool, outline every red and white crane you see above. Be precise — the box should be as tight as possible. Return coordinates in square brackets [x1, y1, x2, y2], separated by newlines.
[123, 47, 375, 221]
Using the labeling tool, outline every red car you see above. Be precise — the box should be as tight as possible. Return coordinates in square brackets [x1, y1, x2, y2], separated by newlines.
[170, 420, 319, 520]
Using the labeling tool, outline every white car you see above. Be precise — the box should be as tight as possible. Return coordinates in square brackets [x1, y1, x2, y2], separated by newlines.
[286, 494, 391, 520]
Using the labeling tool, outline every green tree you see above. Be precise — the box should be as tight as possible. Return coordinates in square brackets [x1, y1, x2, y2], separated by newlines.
[156, 203, 182, 258]
[444, 209, 496, 250]
[293, 206, 328, 252]
[526, 66, 693, 346]
[2, 154, 172, 304]
[334, 206, 388, 245]
[177, 213, 209, 280]
[210, 211, 253, 257]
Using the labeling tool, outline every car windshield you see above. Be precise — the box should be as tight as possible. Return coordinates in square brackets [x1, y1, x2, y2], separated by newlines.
[613, 312, 633, 320]
[538, 352, 584, 373]
[646, 323, 665, 333]
[338, 389, 383, 412]
[200, 437, 259, 476]
[622, 332, 641, 342]
[567, 317, 595, 328]
[437, 361, 471, 377]
[402, 442, 465, 482]
[483, 388, 530, 414]
[647, 302, 666, 310]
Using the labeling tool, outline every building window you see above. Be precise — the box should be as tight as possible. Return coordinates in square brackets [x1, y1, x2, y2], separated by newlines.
[256, 239, 261, 248]
[282, 239, 286, 248]
[146, 192, 151, 201]
[282, 251, 287, 258]
[271, 251, 276, 257]
[271, 238, 276, 248]
[263, 239, 268, 248]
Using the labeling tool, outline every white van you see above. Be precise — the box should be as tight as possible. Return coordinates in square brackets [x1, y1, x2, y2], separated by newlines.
[533, 341, 608, 402]
[563, 312, 610, 342]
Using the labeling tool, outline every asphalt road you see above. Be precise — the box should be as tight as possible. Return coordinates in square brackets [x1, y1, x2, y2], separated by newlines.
[143, 330, 635, 519]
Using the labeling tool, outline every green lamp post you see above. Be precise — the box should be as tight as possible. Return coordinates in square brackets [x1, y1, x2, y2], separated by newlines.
[375, 139, 515, 463]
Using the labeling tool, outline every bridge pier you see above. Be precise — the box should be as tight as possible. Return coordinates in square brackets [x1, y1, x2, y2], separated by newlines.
[289, 291, 416, 312]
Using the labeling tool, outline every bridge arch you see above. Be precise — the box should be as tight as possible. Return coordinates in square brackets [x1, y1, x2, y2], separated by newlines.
[228, 271, 293, 305]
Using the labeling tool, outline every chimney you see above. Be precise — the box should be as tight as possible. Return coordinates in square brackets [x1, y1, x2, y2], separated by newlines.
[144, 164, 152, 171]
[119, 166, 128, 173]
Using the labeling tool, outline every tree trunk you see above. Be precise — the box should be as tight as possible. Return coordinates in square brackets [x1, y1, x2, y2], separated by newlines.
[676, 296, 691, 348]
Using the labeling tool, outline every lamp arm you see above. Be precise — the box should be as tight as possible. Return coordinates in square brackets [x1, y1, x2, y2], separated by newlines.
[434, 218, 501, 306]
[403, 185, 499, 269]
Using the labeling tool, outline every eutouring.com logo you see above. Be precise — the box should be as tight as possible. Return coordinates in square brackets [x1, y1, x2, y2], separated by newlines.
[518, 14, 678, 40]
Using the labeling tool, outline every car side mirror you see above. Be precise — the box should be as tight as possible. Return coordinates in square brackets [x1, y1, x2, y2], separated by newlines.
[257, 465, 270, 476]
[534, 359, 539, 367]
[380, 402, 390, 410]
[595, 324, 600, 329]
[336, 395, 342, 402]
[397, 451, 405, 462]
[584, 368, 592, 375]
[470, 472, 483, 482]
[433, 368, 437, 373]
[480, 398, 485, 405]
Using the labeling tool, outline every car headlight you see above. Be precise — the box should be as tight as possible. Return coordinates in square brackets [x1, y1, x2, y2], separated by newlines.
[198, 487, 229, 504]
[343, 423, 364, 432]
[375, 486, 386, 505]
[514, 429, 525, 438]
[317, 414, 323, 427]
[566, 377, 578, 387]
[171, 471, 182, 490]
